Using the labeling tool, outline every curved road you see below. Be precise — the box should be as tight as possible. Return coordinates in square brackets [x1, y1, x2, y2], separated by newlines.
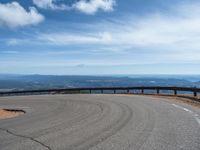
[0, 94, 199, 150]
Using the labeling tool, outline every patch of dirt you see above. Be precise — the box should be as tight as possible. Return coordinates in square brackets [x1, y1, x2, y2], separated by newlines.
[0, 109, 25, 119]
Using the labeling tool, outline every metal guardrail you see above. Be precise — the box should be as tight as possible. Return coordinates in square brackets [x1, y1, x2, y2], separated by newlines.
[0, 86, 199, 98]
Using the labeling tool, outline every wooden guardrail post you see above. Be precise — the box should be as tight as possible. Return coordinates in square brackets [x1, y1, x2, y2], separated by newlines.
[174, 90, 177, 96]
[193, 87, 197, 97]
[194, 91, 197, 97]
[157, 88, 160, 95]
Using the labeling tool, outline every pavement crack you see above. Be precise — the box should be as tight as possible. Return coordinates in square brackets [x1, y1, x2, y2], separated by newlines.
[0, 128, 52, 150]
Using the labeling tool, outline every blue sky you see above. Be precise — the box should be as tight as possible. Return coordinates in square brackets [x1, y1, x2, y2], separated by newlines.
[0, 0, 200, 75]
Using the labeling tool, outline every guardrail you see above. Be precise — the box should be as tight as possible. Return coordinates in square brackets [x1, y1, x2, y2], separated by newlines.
[0, 87, 199, 99]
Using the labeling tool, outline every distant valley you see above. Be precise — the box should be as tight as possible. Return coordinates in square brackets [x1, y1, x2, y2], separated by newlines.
[0, 74, 199, 92]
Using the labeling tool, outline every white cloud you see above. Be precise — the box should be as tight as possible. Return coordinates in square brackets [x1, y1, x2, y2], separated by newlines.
[73, 0, 116, 14]
[0, 2, 44, 28]
[32, 0, 115, 14]
[38, 32, 113, 45]
[33, 0, 69, 10]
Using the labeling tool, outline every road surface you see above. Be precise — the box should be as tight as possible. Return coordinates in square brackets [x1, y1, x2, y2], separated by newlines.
[0, 94, 199, 150]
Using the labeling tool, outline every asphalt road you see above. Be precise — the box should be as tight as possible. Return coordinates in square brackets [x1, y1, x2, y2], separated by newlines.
[0, 94, 199, 150]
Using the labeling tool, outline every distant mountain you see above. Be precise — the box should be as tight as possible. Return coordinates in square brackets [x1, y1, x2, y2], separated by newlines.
[0, 74, 199, 92]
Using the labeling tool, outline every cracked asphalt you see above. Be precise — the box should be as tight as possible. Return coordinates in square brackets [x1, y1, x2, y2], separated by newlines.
[0, 94, 199, 150]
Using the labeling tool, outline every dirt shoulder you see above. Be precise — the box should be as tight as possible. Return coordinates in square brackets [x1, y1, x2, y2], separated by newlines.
[144, 94, 200, 108]
[122, 93, 200, 108]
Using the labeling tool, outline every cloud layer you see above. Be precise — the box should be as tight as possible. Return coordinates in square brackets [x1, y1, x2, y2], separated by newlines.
[0, 2, 44, 28]
[33, 0, 68, 10]
[35, 2, 200, 64]
[39, 2, 200, 49]
[38, 32, 112, 45]
[73, 0, 116, 14]
[33, 0, 116, 14]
